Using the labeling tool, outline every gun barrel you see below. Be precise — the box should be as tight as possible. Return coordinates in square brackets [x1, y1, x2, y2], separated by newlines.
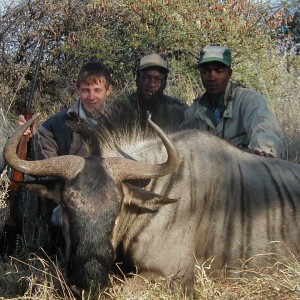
[25, 41, 44, 116]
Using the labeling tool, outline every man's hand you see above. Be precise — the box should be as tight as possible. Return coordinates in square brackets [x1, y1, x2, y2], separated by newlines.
[255, 149, 275, 158]
[18, 114, 35, 137]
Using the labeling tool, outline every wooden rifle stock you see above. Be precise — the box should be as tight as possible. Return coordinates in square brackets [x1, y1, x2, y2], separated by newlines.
[6, 41, 44, 228]
[8, 110, 35, 193]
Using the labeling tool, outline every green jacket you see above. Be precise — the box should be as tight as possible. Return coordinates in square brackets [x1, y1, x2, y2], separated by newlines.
[179, 81, 285, 158]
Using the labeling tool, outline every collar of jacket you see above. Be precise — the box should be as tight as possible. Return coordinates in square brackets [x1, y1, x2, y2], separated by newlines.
[193, 80, 243, 133]
[66, 98, 81, 117]
[193, 105, 229, 135]
[223, 81, 243, 119]
[206, 80, 240, 120]
[66, 99, 101, 125]
[193, 105, 216, 130]
[223, 82, 233, 119]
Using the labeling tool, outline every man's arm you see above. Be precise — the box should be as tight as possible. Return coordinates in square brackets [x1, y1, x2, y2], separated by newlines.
[37, 125, 60, 159]
[239, 89, 285, 158]
[18, 114, 60, 159]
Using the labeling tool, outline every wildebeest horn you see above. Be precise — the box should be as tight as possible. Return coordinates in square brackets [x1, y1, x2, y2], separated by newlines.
[105, 119, 180, 181]
[3, 114, 84, 180]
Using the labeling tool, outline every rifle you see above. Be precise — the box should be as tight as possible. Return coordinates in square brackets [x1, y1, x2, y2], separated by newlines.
[7, 41, 44, 227]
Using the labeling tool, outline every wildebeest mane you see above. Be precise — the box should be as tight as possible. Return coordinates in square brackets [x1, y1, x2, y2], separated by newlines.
[66, 103, 157, 157]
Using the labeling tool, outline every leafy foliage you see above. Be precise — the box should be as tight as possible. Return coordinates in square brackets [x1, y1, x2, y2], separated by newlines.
[0, 0, 299, 158]
[0, 0, 295, 115]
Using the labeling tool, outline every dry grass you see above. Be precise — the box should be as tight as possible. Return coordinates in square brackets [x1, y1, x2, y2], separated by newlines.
[268, 58, 300, 162]
[0, 251, 299, 299]
[0, 253, 75, 299]
[0, 169, 9, 209]
[89, 258, 300, 299]
[0, 108, 15, 171]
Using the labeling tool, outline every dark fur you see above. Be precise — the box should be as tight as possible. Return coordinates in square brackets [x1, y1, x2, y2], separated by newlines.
[63, 157, 123, 295]
[66, 104, 159, 157]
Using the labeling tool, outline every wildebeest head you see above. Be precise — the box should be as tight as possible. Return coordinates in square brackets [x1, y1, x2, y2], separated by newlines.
[3, 111, 180, 295]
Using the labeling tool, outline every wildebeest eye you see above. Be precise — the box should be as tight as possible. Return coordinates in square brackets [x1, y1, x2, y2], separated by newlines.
[124, 178, 151, 188]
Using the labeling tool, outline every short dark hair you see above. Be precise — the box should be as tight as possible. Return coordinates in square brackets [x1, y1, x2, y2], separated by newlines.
[77, 61, 113, 88]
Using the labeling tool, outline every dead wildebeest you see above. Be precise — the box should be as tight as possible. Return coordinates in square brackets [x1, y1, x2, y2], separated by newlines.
[3, 107, 300, 297]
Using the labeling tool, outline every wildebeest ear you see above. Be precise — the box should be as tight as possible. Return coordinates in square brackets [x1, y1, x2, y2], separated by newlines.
[18, 179, 62, 204]
[122, 183, 178, 210]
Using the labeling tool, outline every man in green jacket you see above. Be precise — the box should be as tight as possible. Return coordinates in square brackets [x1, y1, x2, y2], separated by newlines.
[180, 46, 285, 158]
[115, 53, 188, 132]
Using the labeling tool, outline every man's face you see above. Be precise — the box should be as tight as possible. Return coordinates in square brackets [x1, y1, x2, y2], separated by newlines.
[77, 77, 112, 118]
[199, 62, 232, 98]
[137, 68, 167, 102]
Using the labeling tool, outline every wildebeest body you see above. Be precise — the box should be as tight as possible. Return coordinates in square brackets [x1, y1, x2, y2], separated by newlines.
[3, 113, 300, 296]
[112, 131, 300, 284]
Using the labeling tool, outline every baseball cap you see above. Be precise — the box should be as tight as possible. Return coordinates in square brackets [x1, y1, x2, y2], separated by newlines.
[198, 46, 231, 67]
[138, 53, 169, 73]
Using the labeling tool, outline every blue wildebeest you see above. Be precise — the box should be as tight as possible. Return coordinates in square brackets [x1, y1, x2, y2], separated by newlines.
[3, 110, 300, 296]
